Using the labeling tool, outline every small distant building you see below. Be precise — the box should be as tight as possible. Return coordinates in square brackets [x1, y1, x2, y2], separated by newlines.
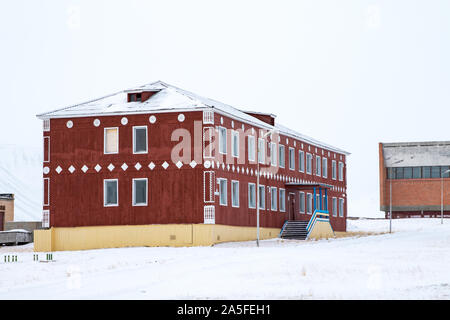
[379, 141, 450, 218]
[0, 194, 14, 231]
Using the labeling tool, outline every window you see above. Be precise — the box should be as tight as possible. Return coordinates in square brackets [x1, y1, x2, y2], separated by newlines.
[299, 192, 305, 213]
[104, 128, 119, 154]
[232, 180, 239, 207]
[442, 166, 450, 178]
[43, 178, 50, 206]
[258, 138, 265, 164]
[322, 158, 328, 178]
[132, 178, 148, 206]
[271, 187, 277, 211]
[306, 153, 313, 174]
[248, 183, 256, 208]
[289, 147, 295, 170]
[338, 162, 344, 181]
[339, 198, 344, 217]
[219, 127, 227, 154]
[104, 179, 118, 207]
[42, 210, 50, 228]
[395, 167, 404, 179]
[258, 185, 265, 209]
[423, 166, 431, 178]
[332, 160, 337, 180]
[431, 166, 441, 178]
[133, 126, 148, 154]
[403, 167, 413, 179]
[279, 145, 285, 168]
[248, 136, 256, 162]
[323, 195, 327, 211]
[332, 197, 337, 217]
[306, 193, 312, 214]
[316, 156, 321, 176]
[316, 194, 320, 210]
[44, 137, 50, 163]
[219, 179, 227, 206]
[232, 131, 239, 158]
[270, 142, 277, 166]
[299, 150, 305, 172]
[279, 189, 286, 212]
[412, 167, 421, 179]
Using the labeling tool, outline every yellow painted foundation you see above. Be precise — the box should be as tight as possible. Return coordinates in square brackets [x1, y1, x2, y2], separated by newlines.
[307, 220, 335, 240]
[33, 224, 281, 252]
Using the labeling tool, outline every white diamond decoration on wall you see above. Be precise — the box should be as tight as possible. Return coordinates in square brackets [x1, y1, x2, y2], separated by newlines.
[81, 165, 89, 173]
[176, 161, 183, 169]
[95, 164, 102, 172]
[135, 163, 142, 171]
[55, 166, 62, 174]
[149, 162, 155, 170]
[190, 160, 197, 168]
[68, 166, 75, 174]
[121, 163, 128, 171]
[162, 161, 169, 169]
[108, 163, 115, 172]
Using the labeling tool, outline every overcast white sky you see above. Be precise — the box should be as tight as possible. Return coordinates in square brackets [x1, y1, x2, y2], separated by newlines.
[1, 0, 449, 216]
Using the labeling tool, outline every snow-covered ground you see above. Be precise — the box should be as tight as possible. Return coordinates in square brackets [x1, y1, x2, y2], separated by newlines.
[1, 218, 450, 299]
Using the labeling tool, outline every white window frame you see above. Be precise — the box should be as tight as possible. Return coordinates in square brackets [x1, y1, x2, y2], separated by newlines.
[306, 193, 312, 214]
[218, 178, 227, 206]
[270, 142, 277, 167]
[42, 210, 50, 228]
[289, 147, 295, 170]
[332, 160, 337, 180]
[43, 136, 50, 163]
[299, 191, 305, 213]
[248, 135, 256, 162]
[279, 188, 286, 212]
[231, 130, 239, 158]
[279, 145, 285, 168]
[306, 153, 312, 175]
[339, 198, 344, 217]
[248, 183, 256, 209]
[322, 157, 328, 178]
[299, 150, 304, 173]
[316, 156, 321, 176]
[339, 162, 344, 181]
[104, 127, 119, 155]
[104, 179, 119, 207]
[43, 178, 50, 206]
[258, 185, 265, 210]
[132, 178, 148, 206]
[133, 126, 148, 154]
[332, 197, 337, 217]
[270, 187, 277, 211]
[231, 180, 240, 208]
[316, 194, 321, 210]
[218, 127, 227, 155]
[258, 138, 265, 164]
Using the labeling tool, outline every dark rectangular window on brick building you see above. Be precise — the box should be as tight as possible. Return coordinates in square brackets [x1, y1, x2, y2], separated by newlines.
[431, 166, 441, 178]
[395, 167, 404, 179]
[413, 167, 421, 179]
[441, 166, 450, 178]
[404, 167, 413, 179]
[423, 166, 431, 178]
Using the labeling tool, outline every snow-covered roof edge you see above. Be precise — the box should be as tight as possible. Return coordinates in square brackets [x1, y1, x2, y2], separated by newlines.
[36, 80, 350, 156]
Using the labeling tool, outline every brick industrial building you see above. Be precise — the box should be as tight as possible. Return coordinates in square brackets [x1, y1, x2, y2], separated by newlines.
[379, 141, 450, 218]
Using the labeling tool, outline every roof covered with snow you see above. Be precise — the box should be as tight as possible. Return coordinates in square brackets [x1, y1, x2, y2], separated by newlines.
[37, 81, 350, 155]
[382, 141, 450, 167]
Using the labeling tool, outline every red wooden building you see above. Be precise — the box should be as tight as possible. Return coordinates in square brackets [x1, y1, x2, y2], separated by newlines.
[35, 81, 349, 251]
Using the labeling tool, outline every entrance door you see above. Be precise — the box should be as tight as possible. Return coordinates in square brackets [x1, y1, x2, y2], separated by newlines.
[288, 193, 296, 221]
[0, 212, 4, 231]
